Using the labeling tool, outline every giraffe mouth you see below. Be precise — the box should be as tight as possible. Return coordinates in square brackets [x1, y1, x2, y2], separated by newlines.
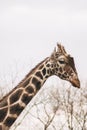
[70, 78, 80, 88]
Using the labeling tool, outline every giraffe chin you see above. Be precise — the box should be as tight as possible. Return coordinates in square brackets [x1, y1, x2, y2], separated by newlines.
[70, 78, 80, 88]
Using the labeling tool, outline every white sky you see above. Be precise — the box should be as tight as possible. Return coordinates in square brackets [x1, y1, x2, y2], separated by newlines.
[0, 0, 87, 84]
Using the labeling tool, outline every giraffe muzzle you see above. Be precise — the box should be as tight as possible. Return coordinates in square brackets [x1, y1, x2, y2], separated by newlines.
[70, 78, 80, 88]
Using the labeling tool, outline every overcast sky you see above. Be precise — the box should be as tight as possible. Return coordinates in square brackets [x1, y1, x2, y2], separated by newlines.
[0, 0, 87, 85]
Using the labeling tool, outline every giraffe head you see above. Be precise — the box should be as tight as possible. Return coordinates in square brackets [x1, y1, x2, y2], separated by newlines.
[50, 43, 80, 88]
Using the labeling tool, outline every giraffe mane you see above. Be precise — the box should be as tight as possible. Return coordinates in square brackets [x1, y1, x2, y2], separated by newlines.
[0, 57, 49, 102]
[24, 57, 49, 77]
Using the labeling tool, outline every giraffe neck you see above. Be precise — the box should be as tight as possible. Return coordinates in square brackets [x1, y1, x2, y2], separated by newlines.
[0, 57, 54, 130]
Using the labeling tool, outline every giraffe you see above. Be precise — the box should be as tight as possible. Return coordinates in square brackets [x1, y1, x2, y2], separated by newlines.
[0, 44, 80, 130]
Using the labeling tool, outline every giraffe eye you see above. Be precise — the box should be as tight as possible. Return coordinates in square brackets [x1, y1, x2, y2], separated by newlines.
[59, 59, 65, 64]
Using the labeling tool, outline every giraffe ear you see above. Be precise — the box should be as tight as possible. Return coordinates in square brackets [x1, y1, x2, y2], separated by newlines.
[50, 47, 57, 61]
